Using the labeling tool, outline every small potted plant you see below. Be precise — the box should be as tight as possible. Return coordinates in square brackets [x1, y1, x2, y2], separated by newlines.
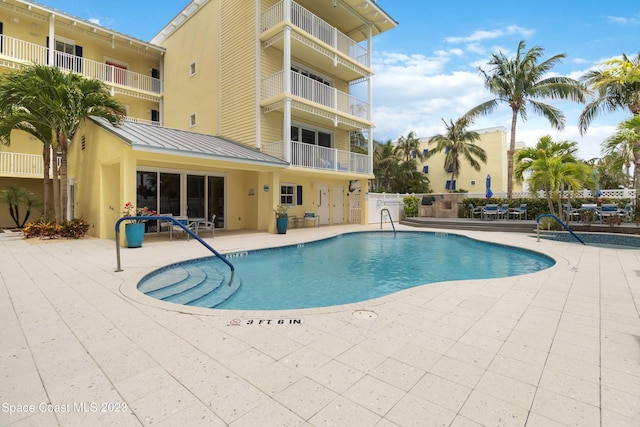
[122, 202, 156, 247]
[274, 204, 289, 234]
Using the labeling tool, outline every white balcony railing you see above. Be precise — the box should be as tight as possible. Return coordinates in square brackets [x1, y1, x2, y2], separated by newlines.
[0, 35, 161, 94]
[262, 71, 369, 120]
[262, 1, 370, 68]
[263, 140, 371, 175]
[0, 152, 61, 178]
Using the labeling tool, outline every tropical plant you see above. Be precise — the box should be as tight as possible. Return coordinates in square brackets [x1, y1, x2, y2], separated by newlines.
[466, 40, 587, 198]
[394, 131, 424, 162]
[602, 115, 640, 191]
[0, 65, 125, 224]
[426, 116, 487, 191]
[515, 136, 593, 215]
[0, 186, 42, 228]
[372, 140, 429, 193]
[579, 52, 640, 135]
[403, 195, 419, 218]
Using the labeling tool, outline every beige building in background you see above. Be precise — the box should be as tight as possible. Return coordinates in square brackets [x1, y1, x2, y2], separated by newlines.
[0, 0, 397, 235]
[417, 126, 526, 196]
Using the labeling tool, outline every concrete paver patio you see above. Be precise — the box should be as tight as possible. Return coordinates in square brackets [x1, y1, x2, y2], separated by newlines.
[1, 224, 639, 426]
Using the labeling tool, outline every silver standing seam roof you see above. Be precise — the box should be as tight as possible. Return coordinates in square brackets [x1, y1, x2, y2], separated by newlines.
[90, 117, 288, 168]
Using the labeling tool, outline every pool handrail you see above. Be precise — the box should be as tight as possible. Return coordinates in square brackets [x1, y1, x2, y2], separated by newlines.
[380, 207, 396, 235]
[115, 215, 235, 272]
[536, 213, 586, 245]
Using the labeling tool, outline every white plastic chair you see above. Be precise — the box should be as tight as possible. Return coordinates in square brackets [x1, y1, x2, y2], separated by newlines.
[304, 211, 319, 228]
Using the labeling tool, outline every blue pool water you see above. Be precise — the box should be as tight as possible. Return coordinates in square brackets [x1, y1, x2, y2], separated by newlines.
[138, 231, 555, 311]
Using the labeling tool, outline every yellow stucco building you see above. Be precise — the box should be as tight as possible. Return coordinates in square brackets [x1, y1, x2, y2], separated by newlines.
[0, 0, 397, 236]
[417, 126, 526, 196]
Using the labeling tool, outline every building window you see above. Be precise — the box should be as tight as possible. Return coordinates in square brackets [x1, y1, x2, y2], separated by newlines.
[189, 61, 197, 76]
[189, 113, 196, 127]
[422, 165, 429, 174]
[280, 184, 295, 206]
[445, 180, 456, 190]
[422, 148, 429, 156]
[470, 180, 476, 186]
[290, 124, 333, 148]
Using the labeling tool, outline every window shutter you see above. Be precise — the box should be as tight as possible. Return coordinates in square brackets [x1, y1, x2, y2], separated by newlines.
[74, 45, 83, 72]
[422, 148, 428, 156]
[296, 185, 303, 205]
[151, 110, 159, 123]
[422, 165, 429, 174]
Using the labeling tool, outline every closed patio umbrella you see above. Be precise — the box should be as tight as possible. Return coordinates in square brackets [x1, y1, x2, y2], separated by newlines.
[485, 174, 493, 198]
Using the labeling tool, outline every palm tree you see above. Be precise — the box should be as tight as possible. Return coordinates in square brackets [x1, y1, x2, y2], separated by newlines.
[373, 140, 400, 192]
[394, 131, 424, 162]
[579, 52, 640, 135]
[466, 40, 587, 198]
[515, 136, 592, 215]
[602, 116, 640, 191]
[0, 65, 125, 223]
[427, 116, 487, 191]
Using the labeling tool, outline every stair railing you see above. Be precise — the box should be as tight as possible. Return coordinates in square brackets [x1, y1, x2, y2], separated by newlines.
[536, 213, 585, 245]
[380, 207, 396, 236]
[115, 215, 235, 272]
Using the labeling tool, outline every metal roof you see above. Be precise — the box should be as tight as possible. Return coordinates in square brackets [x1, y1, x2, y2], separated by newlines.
[90, 117, 288, 168]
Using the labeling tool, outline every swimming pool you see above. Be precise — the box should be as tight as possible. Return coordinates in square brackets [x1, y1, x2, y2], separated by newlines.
[138, 231, 555, 310]
[538, 231, 640, 249]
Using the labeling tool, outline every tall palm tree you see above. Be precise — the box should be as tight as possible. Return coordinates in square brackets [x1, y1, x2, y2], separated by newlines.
[515, 136, 592, 215]
[466, 40, 587, 198]
[0, 65, 125, 223]
[427, 116, 487, 191]
[394, 131, 424, 162]
[602, 116, 640, 191]
[579, 52, 640, 135]
[373, 140, 401, 192]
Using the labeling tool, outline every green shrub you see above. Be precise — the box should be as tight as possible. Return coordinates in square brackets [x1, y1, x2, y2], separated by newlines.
[403, 195, 419, 218]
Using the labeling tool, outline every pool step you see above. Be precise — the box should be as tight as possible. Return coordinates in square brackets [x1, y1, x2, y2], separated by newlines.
[139, 261, 240, 308]
[187, 272, 241, 308]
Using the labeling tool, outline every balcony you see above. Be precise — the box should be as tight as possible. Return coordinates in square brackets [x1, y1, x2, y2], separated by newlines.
[262, 70, 369, 125]
[261, 1, 370, 81]
[263, 140, 371, 175]
[0, 35, 161, 97]
[0, 152, 60, 178]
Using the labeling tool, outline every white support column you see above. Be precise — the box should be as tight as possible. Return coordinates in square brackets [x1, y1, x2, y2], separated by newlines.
[367, 25, 373, 175]
[283, 0, 291, 22]
[283, 25, 292, 162]
[48, 15, 55, 66]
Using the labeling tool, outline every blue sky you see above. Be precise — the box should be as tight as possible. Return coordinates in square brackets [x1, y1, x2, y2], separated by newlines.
[36, 0, 640, 160]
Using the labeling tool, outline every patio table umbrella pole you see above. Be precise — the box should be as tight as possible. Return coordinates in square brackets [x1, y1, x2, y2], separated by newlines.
[485, 174, 493, 199]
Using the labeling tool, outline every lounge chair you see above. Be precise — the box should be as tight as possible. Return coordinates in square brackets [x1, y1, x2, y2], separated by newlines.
[481, 204, 499, 220]
[304, 211, 319, 228]
[621, 203, 633, 223]
[508, 204, 527, 220]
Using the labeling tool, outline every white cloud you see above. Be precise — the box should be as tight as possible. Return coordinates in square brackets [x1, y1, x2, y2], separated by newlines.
[606, 16, 640, 25]
[445, 25, 535, 44]
[88, 18, 101, 25]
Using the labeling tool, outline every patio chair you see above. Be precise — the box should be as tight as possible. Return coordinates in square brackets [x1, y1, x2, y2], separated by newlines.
[621, 203, 633, 223]
[194, 214, 216, 238]
[499, 204, 510, 219]
[598, 204, 621, 223]
[562, 204, 579, 222]
[169, 216, 196, 241]
[481, 204, 499, 220]
[304, 211, 319, 228]
[508, 204, 527, 220]
[469, 204, 483, 219]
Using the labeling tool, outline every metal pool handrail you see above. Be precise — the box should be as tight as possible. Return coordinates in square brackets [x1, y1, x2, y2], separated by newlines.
[380, 207, 396, 236]
[536, 213, 585, 245]
[115, 215, 235, 272]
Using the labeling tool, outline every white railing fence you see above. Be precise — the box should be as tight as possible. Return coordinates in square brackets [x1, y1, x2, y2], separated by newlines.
[467, 189, 636, 200]
[0, 152, 61, 177]
[261, 0, 369, 67]
[0, 35, 161, 94]
[262, 140, 371, 174]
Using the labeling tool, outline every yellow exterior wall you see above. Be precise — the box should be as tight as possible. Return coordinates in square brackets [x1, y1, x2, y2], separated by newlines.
[220, 2, 258, 145]
[159, 1, 221, 134]
[418, 127, 525, 194]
